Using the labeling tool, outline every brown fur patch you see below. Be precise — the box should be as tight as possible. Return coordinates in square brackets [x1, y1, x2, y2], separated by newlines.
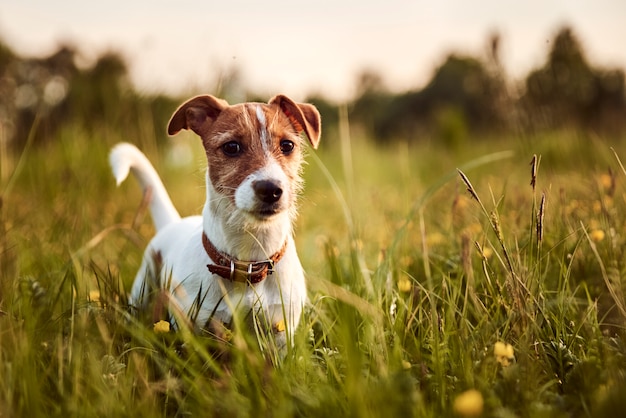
[203, 103, 304, 205]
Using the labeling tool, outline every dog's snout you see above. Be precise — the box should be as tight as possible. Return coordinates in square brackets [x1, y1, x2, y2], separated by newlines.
[253, 180, 283, 204]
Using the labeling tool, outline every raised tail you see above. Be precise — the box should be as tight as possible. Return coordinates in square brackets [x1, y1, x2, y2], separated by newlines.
[109, 143, 181, 231]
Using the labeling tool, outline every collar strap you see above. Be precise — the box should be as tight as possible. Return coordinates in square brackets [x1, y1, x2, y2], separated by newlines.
[202, 232, 287, 284]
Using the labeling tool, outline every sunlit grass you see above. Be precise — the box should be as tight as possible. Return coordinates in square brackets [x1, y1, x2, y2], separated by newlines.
[2, 121, 626, 417]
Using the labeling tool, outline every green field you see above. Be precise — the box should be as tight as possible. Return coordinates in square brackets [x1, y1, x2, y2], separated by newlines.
[2, 120, 626, 417]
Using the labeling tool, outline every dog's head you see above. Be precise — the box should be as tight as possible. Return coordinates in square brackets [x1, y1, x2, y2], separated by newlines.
[167, 95, 321, 222]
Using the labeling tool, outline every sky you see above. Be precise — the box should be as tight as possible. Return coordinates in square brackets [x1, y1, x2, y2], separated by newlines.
[1, 0, 625, 101]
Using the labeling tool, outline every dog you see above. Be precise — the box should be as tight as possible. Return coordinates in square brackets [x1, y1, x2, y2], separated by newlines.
[109, 94, 321, 350]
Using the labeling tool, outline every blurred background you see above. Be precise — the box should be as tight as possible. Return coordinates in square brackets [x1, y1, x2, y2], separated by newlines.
[4, 4, 626, 416]
[1, 0, 625, 151]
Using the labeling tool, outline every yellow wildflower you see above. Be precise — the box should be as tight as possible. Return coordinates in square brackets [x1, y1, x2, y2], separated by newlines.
[453, 389, 484, 417]
[426, 232, 445, 246]
[88, 290, 101, 302]
[494, 341, 515, 367]
[274, 320, 286, 333]
[599, 173, 613, 191]
[589, 229, 605, 243]
[399, 255, 413, 268]
[398, 277, 412, 293]
[222, 328, 233, 342]
[153, 320, 171, 334]
[592, 200, 602, 214]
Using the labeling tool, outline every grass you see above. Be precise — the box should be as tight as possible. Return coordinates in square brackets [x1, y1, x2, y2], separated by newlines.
[2, 117, 626, 417]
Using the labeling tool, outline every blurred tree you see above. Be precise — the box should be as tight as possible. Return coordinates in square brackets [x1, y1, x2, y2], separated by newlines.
[421, 54, 505, 127]
[0, 40, 177, 149]
[67, 51, 130, 124]
[1, 25, 624, 150]
[0, 39, 17, 142]
[349, 70, 393, 138]
[523, 26, 625, 130]
[1, 44, 79, 147]
[0, 38, 15, 71]
[368, 53, 507, 143]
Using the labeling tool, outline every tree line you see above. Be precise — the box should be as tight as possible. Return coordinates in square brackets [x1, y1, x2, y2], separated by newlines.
[336, 26, 625, 144]
[0, 26, 624, 149]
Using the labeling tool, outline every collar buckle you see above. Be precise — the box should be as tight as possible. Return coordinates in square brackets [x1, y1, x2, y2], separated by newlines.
[203, 232, 286, 285]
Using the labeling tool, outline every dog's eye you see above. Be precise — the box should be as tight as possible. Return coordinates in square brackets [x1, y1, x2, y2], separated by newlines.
[279, 139, 295, 155]
[222, 141, 242, 156]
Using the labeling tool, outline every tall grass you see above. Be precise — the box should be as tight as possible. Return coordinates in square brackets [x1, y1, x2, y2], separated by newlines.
[2, 118, 626, 417]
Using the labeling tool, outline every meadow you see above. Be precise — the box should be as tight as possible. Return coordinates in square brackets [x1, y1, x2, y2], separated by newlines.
[1, 116, 626, 417]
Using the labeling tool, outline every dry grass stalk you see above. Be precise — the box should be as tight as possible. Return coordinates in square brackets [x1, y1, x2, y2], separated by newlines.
[458, 169, 528, 323]
[536, 192, 546, 244]
[457, 169, 479, 202]
[530, 154, 539, 191]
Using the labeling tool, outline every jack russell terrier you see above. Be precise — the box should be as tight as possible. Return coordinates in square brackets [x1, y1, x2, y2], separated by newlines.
[110, 94, 321, 349]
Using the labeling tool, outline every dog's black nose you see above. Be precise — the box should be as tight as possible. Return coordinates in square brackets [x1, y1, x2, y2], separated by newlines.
[253, 180, 283, 203]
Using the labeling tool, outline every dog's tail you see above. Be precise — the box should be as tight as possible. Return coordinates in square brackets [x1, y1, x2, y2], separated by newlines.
[109, 142, 181, 231]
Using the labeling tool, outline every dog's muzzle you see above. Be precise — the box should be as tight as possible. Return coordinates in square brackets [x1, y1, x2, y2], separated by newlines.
[250, 180, 285, 217]
[253, 180, 283, 204]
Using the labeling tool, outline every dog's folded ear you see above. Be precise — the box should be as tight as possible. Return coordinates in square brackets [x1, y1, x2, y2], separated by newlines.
[269, 95, 321, 149]
[168, 95, 229, 137]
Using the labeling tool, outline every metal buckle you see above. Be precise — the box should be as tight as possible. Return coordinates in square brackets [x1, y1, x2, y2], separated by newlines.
[229, 260, 236, 281]
[227, 259, 274, 283]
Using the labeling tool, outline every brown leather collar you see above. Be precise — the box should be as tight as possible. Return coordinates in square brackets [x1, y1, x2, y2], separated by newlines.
[202, 232, 287, 284]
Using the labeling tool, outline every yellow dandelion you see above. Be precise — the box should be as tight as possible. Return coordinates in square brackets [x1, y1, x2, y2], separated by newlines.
[153, 320, 171, 334]
[426, 232, 445, 246]
[494, 341, 515, 367]
[599, 173, 613, 191]
[398, 277, 412, 293]
[88, 290, 101, 302]
[222, 328, 234, 342]
[589, 229, 605, 243]
[592, 200, 602, 214]
[274, 320, 286, 333]
[475, 242, 493, 260]
[453, 389, 484, 417]
[399, 255, 413, 268]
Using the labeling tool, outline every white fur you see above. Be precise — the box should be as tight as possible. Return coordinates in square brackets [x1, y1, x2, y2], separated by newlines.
[234, 162, 289, 215]
[255, 104, 271, 154]
[110, 142, 307, 344]
[109, 143, 180, 231]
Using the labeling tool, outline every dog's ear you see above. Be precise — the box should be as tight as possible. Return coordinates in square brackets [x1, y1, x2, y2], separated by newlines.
[167, 95, 229, 137]
[269, 95, 321, 149]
